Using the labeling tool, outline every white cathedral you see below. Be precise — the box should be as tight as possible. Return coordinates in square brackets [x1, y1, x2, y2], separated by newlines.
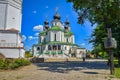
[0, 0, 25, 58]
[32, 12, 86, 58]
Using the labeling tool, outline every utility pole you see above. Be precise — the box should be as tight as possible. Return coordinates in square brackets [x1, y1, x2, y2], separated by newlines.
[105, 28, 117, 75]
[107, 28, 114, 75]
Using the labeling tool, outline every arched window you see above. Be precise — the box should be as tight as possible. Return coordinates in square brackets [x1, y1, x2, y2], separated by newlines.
[65, 46, 67, 50]
[37, 47, 40, 51]
[48, 45, 51, 50]
[58, 45, 61, 50]
[67, 38, 68, 42]
[54, 34, 56, 41]
[53, 45, 57, 50]
[44, 38, 46, 42]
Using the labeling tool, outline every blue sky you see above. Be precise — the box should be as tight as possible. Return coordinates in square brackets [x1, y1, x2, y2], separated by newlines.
[21, 0, 95, 50]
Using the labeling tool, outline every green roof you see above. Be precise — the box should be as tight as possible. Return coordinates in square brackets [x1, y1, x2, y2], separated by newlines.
[64, 31, 73, 36]
[49, 26, 63, 31]
[39, 31, 46, 36]
[41, 41, 75, 46]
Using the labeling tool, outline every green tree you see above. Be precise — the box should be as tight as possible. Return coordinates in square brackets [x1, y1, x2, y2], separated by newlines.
[25, 51, 32, 58]
[67, 0, 120, 65]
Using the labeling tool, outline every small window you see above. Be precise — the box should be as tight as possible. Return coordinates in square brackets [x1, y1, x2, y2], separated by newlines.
[48, 45, 51, 50]
[58, 45, 61, 50]
[67, 38, 68, 42]
[54, 34, 56, 41]
[37, 47, 40, 50]
[44, 38, 46, 42]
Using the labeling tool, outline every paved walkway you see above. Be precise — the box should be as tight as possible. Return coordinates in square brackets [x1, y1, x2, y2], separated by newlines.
[0, 59, 119, 80]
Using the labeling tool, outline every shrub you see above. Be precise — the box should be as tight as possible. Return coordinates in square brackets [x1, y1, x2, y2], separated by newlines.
[51, 51, 56, 55]
[0, 59, 12, 70]
[11, 58, 30, 69]
[44, 52, 49, 54]
[25, 51, 32, 58]
[0, 58, 30, 70]
[58, 51, 63, 54]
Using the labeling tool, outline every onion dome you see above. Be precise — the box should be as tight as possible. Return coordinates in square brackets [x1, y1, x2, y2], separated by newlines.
[44, 20, 49, 25]
[53, 12, 60, 20]
[65, 18, 70, 25]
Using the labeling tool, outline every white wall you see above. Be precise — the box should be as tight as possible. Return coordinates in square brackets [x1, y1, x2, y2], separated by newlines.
[0, 48, 25, 58]
[0, 0, 22, 32]
[40, 36, 46, 43]
[6, 4, 21, 32]
[0, 3, 7, 30]
[0, 32, 23, 48]
[0, 32, 17, 43]
[61, 32, 64, 42]
[49, 31, 64, 42]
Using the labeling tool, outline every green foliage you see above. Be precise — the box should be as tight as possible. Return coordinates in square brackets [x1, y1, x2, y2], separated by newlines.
[44, 52, 50, 54]
[98, 52, 108, 58]
[51, 51, 56, 55]
[115, 68, 120, 78]
[0, 58, 30, 70]
[58, 51, 63, 54]
[25, 51, 32, 58]
[67, 0, 120, 26]
[113, 60, 120, 78]
[67, 0, 120, 64]
[0, 59, 12, 69]
[11, 58, 30, 69]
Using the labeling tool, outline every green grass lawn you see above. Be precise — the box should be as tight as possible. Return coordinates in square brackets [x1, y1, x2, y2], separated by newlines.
[114, 59, 120, 78]
[115, 68, 120, 78]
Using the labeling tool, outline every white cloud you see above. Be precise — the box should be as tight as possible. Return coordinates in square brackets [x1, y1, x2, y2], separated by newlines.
[45, 6, 48, 8]
[34, 33, 39, 36]
[80, 43, 85, 46]
[28, 36, 38, 40]
[28, 36, 33, 40]
[62, 25, 64, 29]
[33, 25, 43, 31]
[22, 35, 26, 42]
[32, 10, 37, 14]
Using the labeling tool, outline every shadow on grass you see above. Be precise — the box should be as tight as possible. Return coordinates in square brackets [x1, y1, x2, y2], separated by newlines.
[115, 64, 120, 68]
[33, 61, 109, 74]
[83, 71, 98, 74]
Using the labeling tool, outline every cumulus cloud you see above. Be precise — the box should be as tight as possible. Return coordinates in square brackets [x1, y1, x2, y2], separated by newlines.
[34, 33, 39, 36]
[61, 25, 64, 29]
[32, 10, 37, 14]
[45, 6, 49, 8]
[22, 35, 26, 42]
[80, 43, 85, 46]
[33, 25, 43, 31]
[28, 36, 38, 40]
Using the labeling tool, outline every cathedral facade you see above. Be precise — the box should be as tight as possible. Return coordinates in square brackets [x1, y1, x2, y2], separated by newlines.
[32, 12, 86, 58]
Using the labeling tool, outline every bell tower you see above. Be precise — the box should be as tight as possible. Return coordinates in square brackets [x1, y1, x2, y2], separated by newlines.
[0, 0, 22, 32]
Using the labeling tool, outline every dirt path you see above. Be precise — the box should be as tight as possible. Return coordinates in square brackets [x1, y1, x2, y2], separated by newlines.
[0, 59, 119, 80]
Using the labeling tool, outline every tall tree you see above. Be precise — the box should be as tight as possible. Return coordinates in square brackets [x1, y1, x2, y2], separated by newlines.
[67, 0, 120, 64]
